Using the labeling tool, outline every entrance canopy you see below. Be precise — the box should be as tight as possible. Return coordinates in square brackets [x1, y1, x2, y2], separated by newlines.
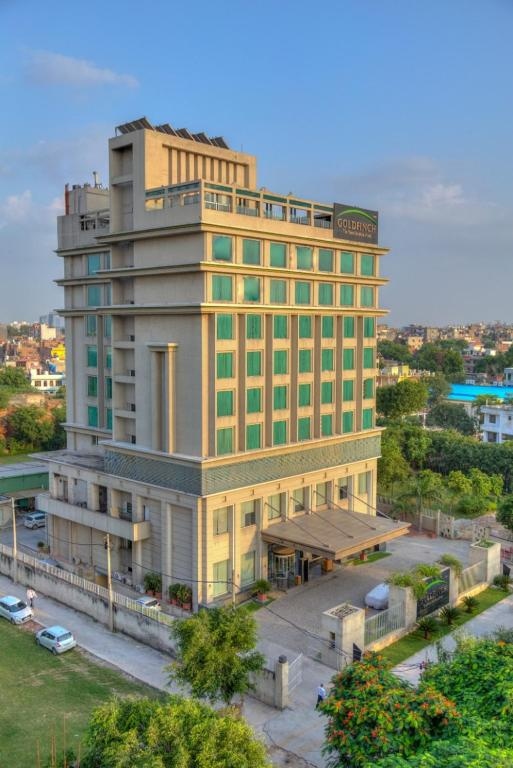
[262, 508, 410, 560]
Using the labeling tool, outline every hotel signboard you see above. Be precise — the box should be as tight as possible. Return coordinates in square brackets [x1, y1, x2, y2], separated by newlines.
[416, 568, 450, 619]
[333, 203, 379, 244]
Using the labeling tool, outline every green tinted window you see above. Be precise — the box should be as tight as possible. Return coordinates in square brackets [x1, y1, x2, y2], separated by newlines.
[321, 348, 334, 371]
[246, 423, 262, 450]
[321, 414, 333, 436]
[343, 380, 354, 401]
[216, 390, 234, 417]
[342, 411, 354, 433]
[295, 281, 311, 304]
[298, 383, 311, 407]
[105, 348, 112, 369]
[273, 420, 287, 445]
[270, 279, 287, 304]
[87, 376, 98, 397]
[340, 251, 355, 273]
[247, 351, 262, 376]
[273, 350, 288, 375]
[243, 239, 261, 265]
[246, 315, 262, 339]
[216, 314, 233, 340]
[87, 346, 97, 367]
[343, 348, 355, 370]
[322, 316, 334, 338]
[364, 317, 375, 338]
[213, 236, 232, 261]
[321, 381, 333, 404]
[86, 315, 97, 336]
[362, 408, 374, 429]
[106, 408, 112, 430]
[273, 315, 288, 339]
[343, 316, 355, 338]
[87, 253, 101, 275]
[298, 417, 311, 441]
[298, 349, 312, 373]
[87, 285, 101, 306]
[299, 315, 312, 338]
[273, 385, 287, 410]
[363, 347, 375, 369]
[217, 427, 233, 455]
[363, 378, 374, 399]
[340, 284, 355, 306]
[296, 246, 313, 270]
[104, 315, 112, 338]
[246, 387, 262, 413]
[270, 242, 287, 268]
[105, 377, 112, 399]
[244, 277, 260, 302]
[361, 253, 375, 276]
[212, 275, 233, 301]
[361, 286, 375, 307]
[318, 248, 334, 272]
[217, 352, 234, 378]
[319, 283, 334, 306]
[87, 406, 98, 428]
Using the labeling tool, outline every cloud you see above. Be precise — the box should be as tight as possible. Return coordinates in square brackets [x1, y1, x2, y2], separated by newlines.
[0, 190, 32, 225]
[25, 49, 138, 88]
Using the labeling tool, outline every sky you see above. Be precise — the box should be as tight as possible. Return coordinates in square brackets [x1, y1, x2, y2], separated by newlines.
[0, 0, 512, 326]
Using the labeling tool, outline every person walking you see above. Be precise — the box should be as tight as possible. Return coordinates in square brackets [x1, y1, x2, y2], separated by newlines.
[26, 588, 37, 609]
[316, 683, 327, 708]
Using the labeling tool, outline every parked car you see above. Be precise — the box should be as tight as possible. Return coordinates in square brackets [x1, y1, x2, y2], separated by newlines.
[364, 582, 389, 610]
[136, 596, 161, 611]
[35, 625, 76, 655]
[0, 595, 33, 624]
[23, 511, 46, 529]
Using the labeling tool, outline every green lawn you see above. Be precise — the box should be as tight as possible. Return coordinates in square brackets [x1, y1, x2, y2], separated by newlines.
[349, 551, 391, 566]
[381, 587, 509, 666]
[0, 620, 163, 766]
[0, 453, 34, 465]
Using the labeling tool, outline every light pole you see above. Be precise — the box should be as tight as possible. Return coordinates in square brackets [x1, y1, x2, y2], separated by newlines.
[105, 533, 114, 632]
[11, 498, 17, 583]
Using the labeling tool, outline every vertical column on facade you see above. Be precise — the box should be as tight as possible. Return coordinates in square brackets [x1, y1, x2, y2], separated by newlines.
[356, 317, 363, 433]
[289, 316, 298, 442]
[148, 343, 178, 453]
[335, 315, 343, 433]
[230, 503, 238, 601]
[264, 314, 273, 447]
[313, 314, 321, 438]
[207, 315, 216, 456]
[192, 499, 201, 609]
[161, 502, 172, 602]
[237, 314, 246, 451]
[150, 350, 163, 451]
[165, 344, 177, 453]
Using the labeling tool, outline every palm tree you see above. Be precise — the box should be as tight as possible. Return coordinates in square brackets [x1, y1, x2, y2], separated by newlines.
[394, 470, 445, 524]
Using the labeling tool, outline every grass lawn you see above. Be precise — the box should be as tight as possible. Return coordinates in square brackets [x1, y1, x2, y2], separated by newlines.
[0, 620, 163, 766]
[349, 551, 391, 566]
[0, 453, 34, 465]
[381, 587, 509, 666]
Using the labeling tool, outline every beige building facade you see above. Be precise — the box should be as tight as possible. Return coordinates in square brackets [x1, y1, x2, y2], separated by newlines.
[40, 118, 407, 607]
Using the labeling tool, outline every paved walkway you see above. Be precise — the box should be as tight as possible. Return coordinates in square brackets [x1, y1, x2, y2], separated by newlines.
[394, 592, 513, 686]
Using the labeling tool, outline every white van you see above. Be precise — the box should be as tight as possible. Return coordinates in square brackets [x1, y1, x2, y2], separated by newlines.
[23, 512, 46, 529]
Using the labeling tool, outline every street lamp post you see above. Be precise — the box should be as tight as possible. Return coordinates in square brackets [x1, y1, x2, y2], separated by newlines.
[11, 498, 17, 583]
[105, 533, 114, 632]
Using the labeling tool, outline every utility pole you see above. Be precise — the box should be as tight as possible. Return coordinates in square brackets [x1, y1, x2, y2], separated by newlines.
[11, 497, 17, 584]
[105, 533, 114, 632]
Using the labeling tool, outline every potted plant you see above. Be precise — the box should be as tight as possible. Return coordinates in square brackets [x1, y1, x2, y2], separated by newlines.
[254, 579, 271, 602]
[168, 583, 181, 605]
[153, 574, 163, 600]
[178, 584, 192, 611]
[144, 571, 160, 596]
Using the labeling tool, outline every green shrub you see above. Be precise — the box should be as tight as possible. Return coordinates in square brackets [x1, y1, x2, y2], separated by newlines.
[439, 605, 459, 625]
[417, 616, 439, 639]
[439, 554, 463, 577]
[461, 595, 478, 613]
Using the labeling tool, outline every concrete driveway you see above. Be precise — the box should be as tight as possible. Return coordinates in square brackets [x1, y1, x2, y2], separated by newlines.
[255, 531, 472, 658]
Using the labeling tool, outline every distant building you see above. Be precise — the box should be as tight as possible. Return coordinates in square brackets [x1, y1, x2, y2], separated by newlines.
[481, 404, 513, 443]
[29, 369, 64, 393]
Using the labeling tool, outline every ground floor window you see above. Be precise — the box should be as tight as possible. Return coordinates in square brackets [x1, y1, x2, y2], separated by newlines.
[213, 559, 229, 597]
[240, 551, 256, 587]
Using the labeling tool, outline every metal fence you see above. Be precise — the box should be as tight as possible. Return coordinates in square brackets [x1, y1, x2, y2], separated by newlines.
[0, 543, 175, 628]
[364, 602, 406, 646]
[458, 560, 487, 594]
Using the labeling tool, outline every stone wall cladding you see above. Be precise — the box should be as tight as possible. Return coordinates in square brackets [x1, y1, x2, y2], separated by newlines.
[105, 434, 381, 497]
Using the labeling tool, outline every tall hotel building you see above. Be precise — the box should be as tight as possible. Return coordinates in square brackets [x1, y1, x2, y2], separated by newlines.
[40, 118, 408, 606]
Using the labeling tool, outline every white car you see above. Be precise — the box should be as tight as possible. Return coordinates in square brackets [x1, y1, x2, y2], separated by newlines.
[364, 583, 389, 610]
[0, 595, 33, 624]
[35, 625, 77, 654]
[136, 596, 161, 611]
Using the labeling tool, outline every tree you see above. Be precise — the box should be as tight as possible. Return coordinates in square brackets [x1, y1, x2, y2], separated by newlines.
[378, 341, 413, 365]
[371, 735, 513, 768]
[321, 653, 460, 768]
[414, 344, 464, 378]
[168, 606, 265, 705]
[395, 470, 444, 517]
[0, 367, 30, 389]
[497, 495, 513, 535]
[378, 431, 411, 493]
[377, 380, 428, 420]
[425, 403, 476, 436]
[5, 405, 54, 450]
[403, 430, 432, 470]
[78, 696, 271, 768]
[424, 374, 451, 407]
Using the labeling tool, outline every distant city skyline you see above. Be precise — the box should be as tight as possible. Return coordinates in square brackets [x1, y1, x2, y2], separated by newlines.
[1, 0, 512, 325]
